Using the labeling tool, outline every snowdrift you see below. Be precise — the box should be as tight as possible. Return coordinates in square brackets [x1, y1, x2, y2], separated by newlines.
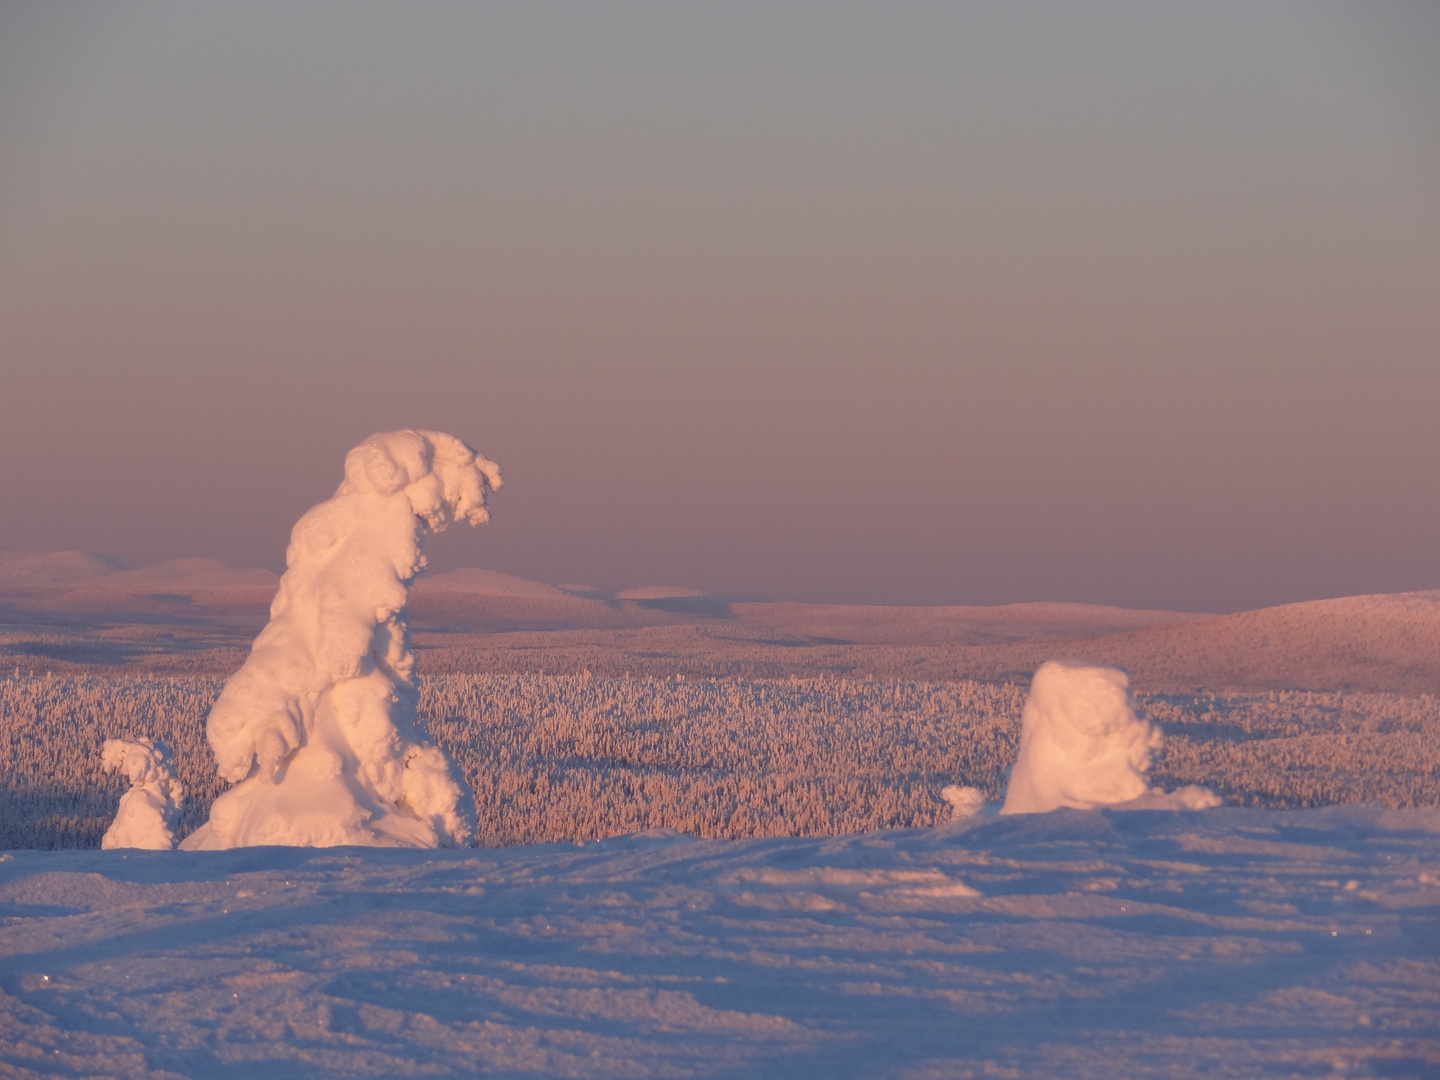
[3, 806, 1436, 1077]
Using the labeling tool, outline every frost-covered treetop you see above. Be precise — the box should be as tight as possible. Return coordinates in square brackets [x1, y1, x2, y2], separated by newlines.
[338, 429, 502, 531]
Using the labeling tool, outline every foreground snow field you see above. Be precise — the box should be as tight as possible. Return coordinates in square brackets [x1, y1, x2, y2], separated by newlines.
[2, 806, 1437, 1078]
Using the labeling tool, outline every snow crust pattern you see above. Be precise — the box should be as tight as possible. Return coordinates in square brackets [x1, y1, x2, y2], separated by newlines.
[1001, 658, 1218, 815]
[5, 806, 1436, 1077]
[181, 430, 501, 850]
[100, 737, 183, 850]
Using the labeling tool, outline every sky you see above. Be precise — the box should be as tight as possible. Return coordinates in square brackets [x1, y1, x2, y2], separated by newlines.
[1, 1, 1438, 612]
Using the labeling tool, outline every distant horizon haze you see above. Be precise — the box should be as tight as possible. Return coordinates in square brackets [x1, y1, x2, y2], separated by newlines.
[2, 3, 1437, 613]
[4, 544, 1438, 619]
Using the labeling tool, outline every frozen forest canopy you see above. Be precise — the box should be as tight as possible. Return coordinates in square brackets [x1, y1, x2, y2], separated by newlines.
[179, 430, 502, 850]
[5, 453, 1440, 851]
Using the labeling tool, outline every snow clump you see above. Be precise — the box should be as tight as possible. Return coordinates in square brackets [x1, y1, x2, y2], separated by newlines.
[181, 430, 501, 850]
[940, 785, 987, 821]
[101, 737, 183, 850]
[1000, 659, 1219, 815]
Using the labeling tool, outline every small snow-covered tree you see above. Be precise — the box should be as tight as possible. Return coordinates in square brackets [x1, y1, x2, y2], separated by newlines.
[1001, 659, 1217, 815]
[940, 785, 986, 821]
[101, 737, 183, 850]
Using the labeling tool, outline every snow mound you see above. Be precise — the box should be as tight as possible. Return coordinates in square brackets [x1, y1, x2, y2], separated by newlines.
[1001, 659, 1218, 815]
[181, 430, 501, 850]
[940, 784, 987, 821]
[100, 738, 183, 850]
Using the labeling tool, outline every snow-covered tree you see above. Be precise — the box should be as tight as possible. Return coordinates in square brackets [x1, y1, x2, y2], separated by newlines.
[181, 430, 501, 849]
[101, 737, 183, 850]
[1001, 659, 1217, 815]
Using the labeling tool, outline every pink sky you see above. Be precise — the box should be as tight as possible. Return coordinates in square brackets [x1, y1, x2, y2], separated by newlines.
[1, 3, 1438, 611]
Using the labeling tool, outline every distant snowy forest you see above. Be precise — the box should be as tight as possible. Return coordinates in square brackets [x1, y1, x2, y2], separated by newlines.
[3, 671, 1437, 849]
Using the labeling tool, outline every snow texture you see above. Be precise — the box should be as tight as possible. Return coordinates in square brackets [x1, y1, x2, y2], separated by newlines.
[2, 806, 1436, 1078]
[99, 739, 182, 851]
[1002, 658, 1218, 815]
[181, 431, 501, 851]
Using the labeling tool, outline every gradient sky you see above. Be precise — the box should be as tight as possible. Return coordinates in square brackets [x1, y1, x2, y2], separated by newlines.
[2, 2, 1438, 611]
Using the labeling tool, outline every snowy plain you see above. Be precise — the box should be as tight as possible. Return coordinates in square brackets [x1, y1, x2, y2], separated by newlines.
[2, 805, 1438, 1078]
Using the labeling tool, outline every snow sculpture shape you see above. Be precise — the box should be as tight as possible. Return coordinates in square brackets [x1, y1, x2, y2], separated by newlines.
[101, 737, 184, 850]
[940, 784, 986, 821]
[1000, 659, 1219, 815]
[181, 430, 502, 850]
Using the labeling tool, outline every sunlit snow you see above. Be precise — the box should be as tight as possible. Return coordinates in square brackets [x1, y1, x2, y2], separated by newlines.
[98, 738, 182, 851]
[3, 806, 1436, 1077]
[939, 783, 986, 821]
[1001, 659, 1218, 815]
[181, 431, 501, 850]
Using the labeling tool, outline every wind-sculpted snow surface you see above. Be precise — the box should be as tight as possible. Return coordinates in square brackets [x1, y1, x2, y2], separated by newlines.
[181, 431, 501, 850]
[1002, 659, 1218, 815]
[0, 807, 1436, 1077]
[98, 739, 182, 850]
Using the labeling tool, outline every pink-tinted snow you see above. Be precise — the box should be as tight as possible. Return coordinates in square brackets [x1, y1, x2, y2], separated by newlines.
[2, 806, 1437, 1078]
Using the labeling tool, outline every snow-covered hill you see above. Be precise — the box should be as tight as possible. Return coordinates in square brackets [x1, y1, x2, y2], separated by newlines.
[0, 554, 279, 613]
[729, 598, 1204, 644]
[4, 551, 1439, 692]
[1040, 590, 1440, 694]
[2, 806, 1436, 1078]
[0, 551, 126, 589]
[411, 568, 575, 600]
